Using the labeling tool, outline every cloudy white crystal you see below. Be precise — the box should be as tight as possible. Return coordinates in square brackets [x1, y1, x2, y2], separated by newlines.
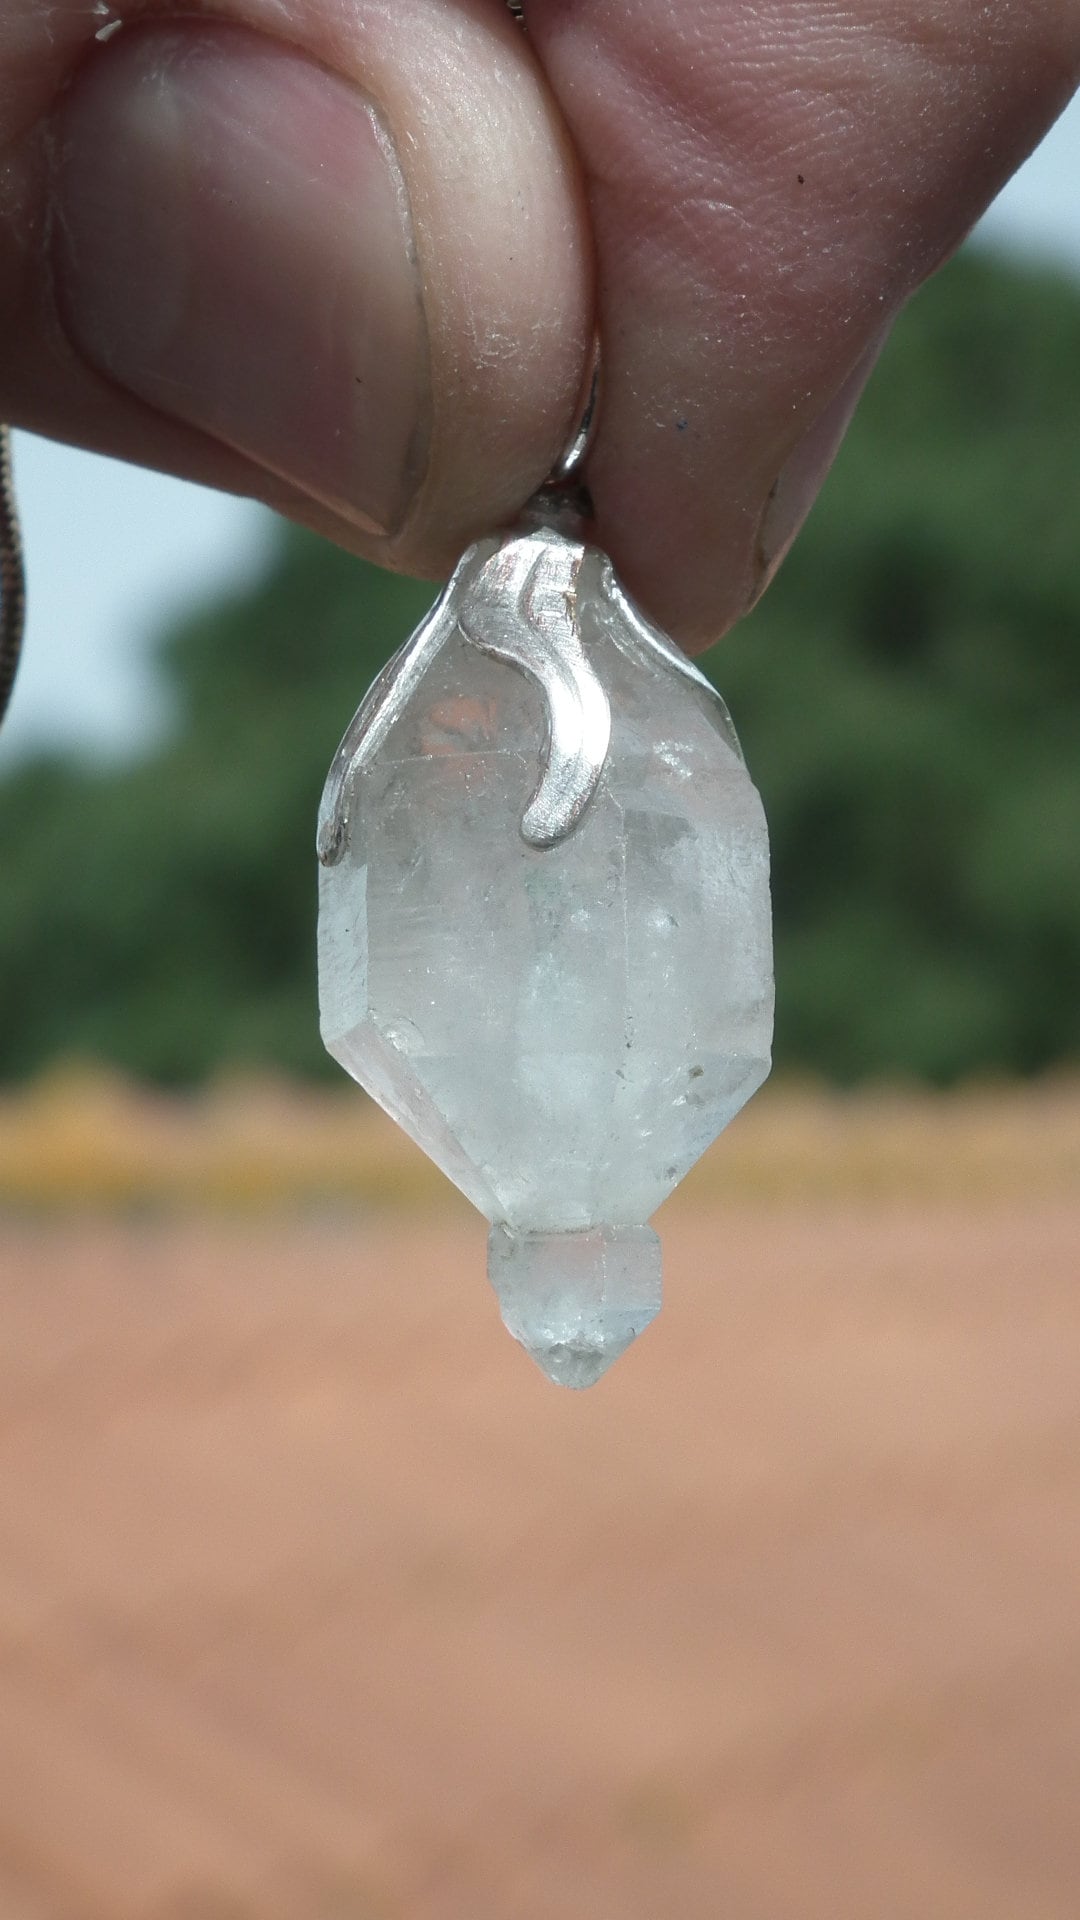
[318, 531, 773, 1387]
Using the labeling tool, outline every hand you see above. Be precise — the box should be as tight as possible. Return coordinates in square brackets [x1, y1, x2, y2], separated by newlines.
[1, 0, 1076, 649]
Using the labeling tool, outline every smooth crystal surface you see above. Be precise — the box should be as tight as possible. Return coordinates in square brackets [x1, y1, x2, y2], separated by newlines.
[318, 531, 773, 1385]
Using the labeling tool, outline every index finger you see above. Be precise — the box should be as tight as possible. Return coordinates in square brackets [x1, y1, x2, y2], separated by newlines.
[528, 0, 1080, 647]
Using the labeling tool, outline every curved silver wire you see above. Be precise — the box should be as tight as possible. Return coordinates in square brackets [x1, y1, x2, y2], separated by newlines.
[503, 0, 601, 506]
[547, 340, 600, 492]
[519, 344, 600, 546]
[458, 532, 611, 846]
[0, 425, 26, 732]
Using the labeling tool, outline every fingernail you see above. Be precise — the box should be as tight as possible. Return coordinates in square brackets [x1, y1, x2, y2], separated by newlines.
[52, 24, 429, 535]
[758, 325, 892, 584]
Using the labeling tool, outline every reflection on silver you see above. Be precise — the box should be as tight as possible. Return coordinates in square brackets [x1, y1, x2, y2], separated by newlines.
[459, 533, 611, 846]
[547, 343, 601, 491]
[317, 522, 732, 864]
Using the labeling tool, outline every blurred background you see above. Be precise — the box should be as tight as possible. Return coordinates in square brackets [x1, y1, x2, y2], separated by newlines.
[0, 102, 1078, 1920]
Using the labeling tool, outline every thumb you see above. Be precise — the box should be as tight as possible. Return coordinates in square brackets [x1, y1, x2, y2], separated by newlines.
[6, 1, 591, 575]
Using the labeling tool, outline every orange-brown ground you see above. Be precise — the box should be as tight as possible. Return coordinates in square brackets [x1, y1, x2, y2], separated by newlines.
[1, 1088, 1079, 1919]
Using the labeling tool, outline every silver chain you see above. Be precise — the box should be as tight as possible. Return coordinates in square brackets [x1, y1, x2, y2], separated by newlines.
[0, 424, 25, 732]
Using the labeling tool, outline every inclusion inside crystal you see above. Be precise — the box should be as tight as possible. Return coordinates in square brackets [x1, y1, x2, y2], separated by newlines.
[488, 1225, 662, 1389]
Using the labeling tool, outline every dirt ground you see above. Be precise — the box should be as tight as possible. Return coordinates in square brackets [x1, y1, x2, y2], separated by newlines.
[1, 1100, 1079, 1919]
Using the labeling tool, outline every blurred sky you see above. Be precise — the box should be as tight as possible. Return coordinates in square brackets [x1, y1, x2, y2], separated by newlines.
[2, 91, 1079, 768]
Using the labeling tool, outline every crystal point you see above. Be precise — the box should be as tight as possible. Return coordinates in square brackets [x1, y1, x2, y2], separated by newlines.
[524, 1343, 630, 1392]
[317, 528, 773, 1386]
[489, 1225, 661, 1388]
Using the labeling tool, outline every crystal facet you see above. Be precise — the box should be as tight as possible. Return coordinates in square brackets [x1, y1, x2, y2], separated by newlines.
[489, 1225, 662, 1389]
[318, 528, 773, 1385]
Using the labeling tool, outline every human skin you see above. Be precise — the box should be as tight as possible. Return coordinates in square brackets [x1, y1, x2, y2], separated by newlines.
[1, 0, 1077, 650]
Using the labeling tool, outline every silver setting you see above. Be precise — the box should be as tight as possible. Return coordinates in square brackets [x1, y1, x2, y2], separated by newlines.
[547, 342, 600, 491]
[316, 537, 498, 866]
[459, 532, 610, 847]
[317, 523, 737, 864]
[598, 563, 745, 764]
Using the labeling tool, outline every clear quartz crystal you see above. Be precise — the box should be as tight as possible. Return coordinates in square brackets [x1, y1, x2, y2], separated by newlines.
[318, 528, 773, 1387]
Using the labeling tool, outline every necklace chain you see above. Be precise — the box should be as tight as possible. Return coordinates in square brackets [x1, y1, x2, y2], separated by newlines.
[0, 424, 25, 733]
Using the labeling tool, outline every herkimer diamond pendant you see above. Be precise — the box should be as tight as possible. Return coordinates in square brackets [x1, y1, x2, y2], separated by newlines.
[317, 522, 773, 1388]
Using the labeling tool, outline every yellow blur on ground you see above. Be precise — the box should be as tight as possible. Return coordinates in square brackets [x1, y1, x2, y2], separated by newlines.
[1, 1064, 1078, 1210]
[1, 1075, 1079, 1919]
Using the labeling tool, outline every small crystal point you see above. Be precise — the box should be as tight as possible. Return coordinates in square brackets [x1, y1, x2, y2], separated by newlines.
[526, 1338, 632, 1393]
[488, 1225, 662, 1389]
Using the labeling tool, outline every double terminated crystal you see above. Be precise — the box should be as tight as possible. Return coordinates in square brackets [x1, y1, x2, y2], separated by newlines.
[317, 528, 773, 1388]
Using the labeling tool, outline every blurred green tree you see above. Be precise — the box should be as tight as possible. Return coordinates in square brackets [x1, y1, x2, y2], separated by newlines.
[1, 248, 1078, 1084]
[720, 248, 1080, 1080]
